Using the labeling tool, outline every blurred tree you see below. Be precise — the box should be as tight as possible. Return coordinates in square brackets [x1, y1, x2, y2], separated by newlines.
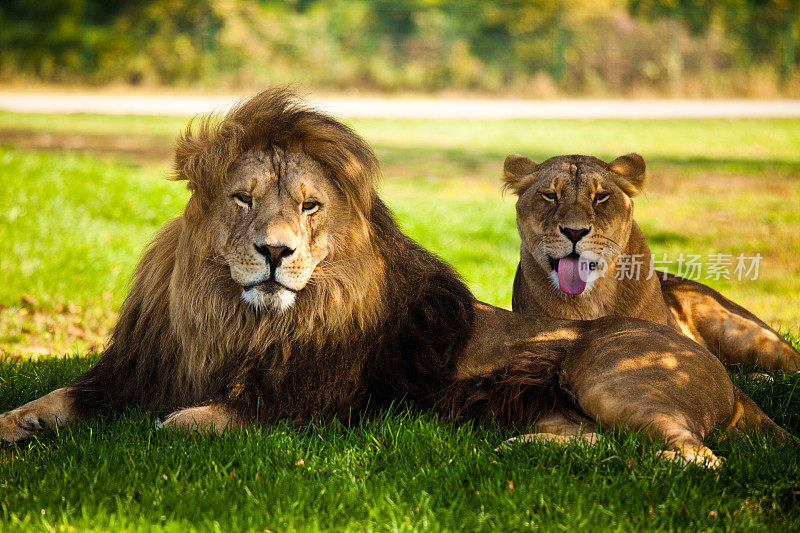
[783, 2, 797, 80]
[629, 0, 799, 81]
[629, 0, 714, 35]
[0, 0, 85, 79]
[0, 0, 797, 95]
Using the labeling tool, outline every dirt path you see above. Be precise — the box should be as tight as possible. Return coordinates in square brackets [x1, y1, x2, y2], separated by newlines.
[1, 92, 799, 118]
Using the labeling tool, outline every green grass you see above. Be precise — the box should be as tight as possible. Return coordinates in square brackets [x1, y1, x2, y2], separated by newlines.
[2, 111, 799, 172]
[0, 147, 515, 312]
[0, 111, 188, 139]
[0, 150, 184, 308]
[2, 355, 800, 532]
[1, 114, 799, 530]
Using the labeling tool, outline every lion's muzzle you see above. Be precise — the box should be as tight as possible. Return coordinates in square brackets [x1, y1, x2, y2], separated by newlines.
[254, 242, 295, 273]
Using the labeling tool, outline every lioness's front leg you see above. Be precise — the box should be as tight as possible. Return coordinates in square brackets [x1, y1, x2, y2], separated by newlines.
[0, 388, 76, 442]
[158, 403, 241, 433]
[563, 320, 741, 467]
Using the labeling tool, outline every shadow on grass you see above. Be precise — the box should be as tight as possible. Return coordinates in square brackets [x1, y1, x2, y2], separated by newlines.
[374, 144, 800, 178]
[3, 127, 800, 178]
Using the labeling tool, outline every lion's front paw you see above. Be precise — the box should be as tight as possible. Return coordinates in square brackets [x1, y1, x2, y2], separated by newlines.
[0, 388, 74, 443]
[157, 405, 238, 433]
[0, 409, 42, 442]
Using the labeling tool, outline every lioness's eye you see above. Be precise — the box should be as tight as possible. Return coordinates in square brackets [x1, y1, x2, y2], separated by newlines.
[302, 200, 321, 213]
[233, 192, 252, 207]
[541, 192, 557, 202]
[594, 192, 610, 204]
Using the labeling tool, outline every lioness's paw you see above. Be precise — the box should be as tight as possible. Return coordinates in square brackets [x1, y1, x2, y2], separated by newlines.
[158, 405, 237, 433]
[659, 447, 723, 469]
[748, 372, 774, 383]
[496, 432, 598, 451]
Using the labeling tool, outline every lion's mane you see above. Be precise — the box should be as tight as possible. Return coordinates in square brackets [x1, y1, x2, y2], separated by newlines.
[68, 89, 476, 423]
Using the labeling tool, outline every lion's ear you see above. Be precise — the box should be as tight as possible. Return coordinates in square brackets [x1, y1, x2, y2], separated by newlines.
[172, 115, 222, 203]
[609, 153, 646, 197]
[503, 154, 540, 195]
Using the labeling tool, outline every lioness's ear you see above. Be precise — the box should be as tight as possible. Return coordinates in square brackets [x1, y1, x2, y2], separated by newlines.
[503, 154, 540, 195]
[609, 153, 646, 197]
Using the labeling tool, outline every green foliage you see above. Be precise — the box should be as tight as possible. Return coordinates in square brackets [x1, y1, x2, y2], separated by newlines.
[0, 0, 86, 78]
[1, 0, 798, 94]
[629, 0, 716, 35]
[0, 0, 221, 84]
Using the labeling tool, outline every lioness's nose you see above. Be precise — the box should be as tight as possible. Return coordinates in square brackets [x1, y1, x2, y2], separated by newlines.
[254, 243, 295, 268]
[559, 226, 591, 244]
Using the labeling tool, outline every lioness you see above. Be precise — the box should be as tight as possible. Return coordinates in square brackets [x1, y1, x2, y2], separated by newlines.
[0, 90, 790, 467]
[503, 152, 800, 371]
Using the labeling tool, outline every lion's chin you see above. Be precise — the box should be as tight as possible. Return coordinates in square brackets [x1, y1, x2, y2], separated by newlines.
[241, 286, 297, 312]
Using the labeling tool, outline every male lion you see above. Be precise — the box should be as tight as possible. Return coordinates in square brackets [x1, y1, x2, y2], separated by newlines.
[0, 90, 790, 466]
[503, 152, 800, 372]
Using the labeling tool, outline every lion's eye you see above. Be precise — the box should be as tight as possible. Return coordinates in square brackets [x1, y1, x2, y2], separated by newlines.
[594, 192, 610, 204]
[541, 192, 557, 202]
[233, 192, 252, 207]
[302, 200, 321, 213]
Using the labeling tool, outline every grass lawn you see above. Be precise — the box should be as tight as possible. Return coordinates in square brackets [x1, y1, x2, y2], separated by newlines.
[1, 112, 799, 530]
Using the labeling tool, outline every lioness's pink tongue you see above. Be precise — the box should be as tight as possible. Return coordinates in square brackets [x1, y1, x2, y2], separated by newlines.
[557, 256, 587, 295]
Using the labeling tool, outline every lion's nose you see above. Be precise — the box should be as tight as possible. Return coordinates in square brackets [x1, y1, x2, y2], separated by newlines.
[254, 243, 295, 270]
[559, 226, 591, 244]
